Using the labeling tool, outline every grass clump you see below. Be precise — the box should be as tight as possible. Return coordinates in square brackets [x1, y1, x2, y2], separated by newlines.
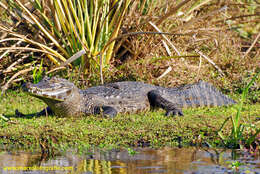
[218, 72, 260, 150]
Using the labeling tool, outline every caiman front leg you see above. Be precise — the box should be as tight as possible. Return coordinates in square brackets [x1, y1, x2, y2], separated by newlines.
[15, 107, 54, 117]
[147, 90, 183, 116]
[93, 106, 118, 118]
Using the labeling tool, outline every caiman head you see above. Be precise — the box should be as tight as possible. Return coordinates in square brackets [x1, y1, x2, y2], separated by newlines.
[24, 76, 76, 101]
[23, 76, 81, 117]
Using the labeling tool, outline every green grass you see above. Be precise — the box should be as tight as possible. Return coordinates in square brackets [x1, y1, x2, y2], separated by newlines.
[0, 90, 259, 151]
[217, 72, 260, 149]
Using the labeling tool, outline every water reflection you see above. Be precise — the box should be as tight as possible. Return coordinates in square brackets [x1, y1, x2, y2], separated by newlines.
[0, 147, 259, 174]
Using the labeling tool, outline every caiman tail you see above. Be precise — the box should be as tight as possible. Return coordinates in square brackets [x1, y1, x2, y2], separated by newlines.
[167, 81, 236, 108]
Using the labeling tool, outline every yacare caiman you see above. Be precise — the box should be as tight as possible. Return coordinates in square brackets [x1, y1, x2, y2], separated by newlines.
[17, 76, 236, 118]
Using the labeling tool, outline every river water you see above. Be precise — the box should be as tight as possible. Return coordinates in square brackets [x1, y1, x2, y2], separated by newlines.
[0, 147, 259, 174]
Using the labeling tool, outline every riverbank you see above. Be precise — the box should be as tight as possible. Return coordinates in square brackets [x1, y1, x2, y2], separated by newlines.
[0, 90, 259, 151]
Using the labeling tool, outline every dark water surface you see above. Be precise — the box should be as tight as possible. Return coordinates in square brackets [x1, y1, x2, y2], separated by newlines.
[0, 147, 259, 174]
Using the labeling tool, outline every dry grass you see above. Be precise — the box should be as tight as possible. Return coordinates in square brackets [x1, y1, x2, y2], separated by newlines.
[114, 1, 259, 86]
[0, 0, 259, 95]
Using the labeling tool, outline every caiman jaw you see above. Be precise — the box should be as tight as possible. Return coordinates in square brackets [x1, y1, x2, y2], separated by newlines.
[23, 77, 74, 102]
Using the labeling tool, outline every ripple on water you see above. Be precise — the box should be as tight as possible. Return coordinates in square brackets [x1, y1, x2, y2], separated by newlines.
[0, 147, 259, 174]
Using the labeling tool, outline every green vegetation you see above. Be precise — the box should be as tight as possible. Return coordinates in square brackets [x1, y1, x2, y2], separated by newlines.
[218, 72, 260, 149]
[0, 90, 259, 152]
[32, 59, 44, 84]
[227, 161, 244, 171]
[1, 0, 259, 88]
[1, 0, 131, 75]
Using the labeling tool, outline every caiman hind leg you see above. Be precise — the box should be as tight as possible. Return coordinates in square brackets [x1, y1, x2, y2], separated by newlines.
[93, 106, 118, 118]
[147, 90, 183, 116]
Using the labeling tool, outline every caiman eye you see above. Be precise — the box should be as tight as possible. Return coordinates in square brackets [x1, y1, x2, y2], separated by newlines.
[51, 83, 62, 89]
[42, 76, 50, 82]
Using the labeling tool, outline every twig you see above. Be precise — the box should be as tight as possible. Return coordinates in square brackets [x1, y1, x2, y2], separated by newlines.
[46, 49, 87, 75]
[216, 13, 260, 23]
[0, 20, 23, 60]
[156, 0, 192, 25]
[3, 54, 29, 73]
[196, 55, 203, 81]
[148, 22, 177, 80]
[195, 49, 224, 76]
[46, 66, 66, 75]
[102, 31, 184, 53]
[243, 32, 260, 58]
[173, 5, 227, 32]
[149, 21, 181, 56]
[60, 49, 87, 67]
[0, 47, 57, 56]
[1, 67, 34, 95]
[149, 23, 171, 56]
[157, 66, 172, 80]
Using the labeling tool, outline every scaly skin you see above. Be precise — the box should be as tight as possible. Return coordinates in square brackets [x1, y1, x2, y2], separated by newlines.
[20, 77, 236, 118]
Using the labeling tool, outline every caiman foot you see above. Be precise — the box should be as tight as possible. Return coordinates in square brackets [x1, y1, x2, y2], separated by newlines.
[15, 109, 26, 117]
[165, 108, 183, 116]
[148, 90, 184, 117]
[94, 106, 118, 118]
